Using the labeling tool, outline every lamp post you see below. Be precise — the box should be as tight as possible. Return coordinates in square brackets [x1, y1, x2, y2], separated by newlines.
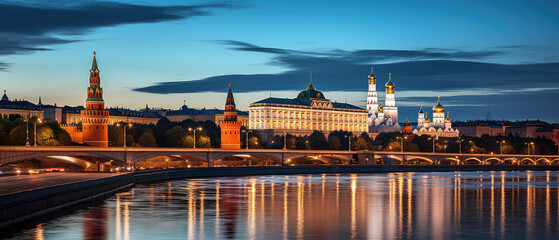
[397, 136, 407, 153]
[525, 142, 535, 155]
[497, 140, 506, 155]
[33, 119, 42, 146]
[242, 130, 251, 149]
[348, 136, 352, 151]
[116, 123, 132, 147]
[458, 139, 463, 154]
[25, 118, 30, 146]
[429, 137, 436, 153]
[188, 127, 202, 148]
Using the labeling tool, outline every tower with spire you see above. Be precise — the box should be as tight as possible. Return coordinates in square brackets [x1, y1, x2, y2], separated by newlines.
[383, 73, 398, 123]
[81, 51, 109, 147]
[366, 67, 378, 126]
[413, 96, 459, 138]
[220, 83, 241, 149]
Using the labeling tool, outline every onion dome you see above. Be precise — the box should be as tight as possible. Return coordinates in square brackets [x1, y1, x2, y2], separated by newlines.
[1, 90, 8, 101]
[180, 100, 188, 110]
[423, 116, 431, 123]
[445, 112, 452, 123]
[385, 73, 395, 94]
[368, 66, 376, 85]
[433, 96, 445, 113]
[403, 119, 412, 127]
[377, 104, 384, 113]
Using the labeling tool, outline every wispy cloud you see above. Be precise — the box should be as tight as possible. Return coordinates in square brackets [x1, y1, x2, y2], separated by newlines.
[0, 1, 240, 69]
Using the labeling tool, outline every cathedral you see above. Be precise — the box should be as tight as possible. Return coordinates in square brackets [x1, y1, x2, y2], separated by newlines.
[367, 67, 401, 133]
[413, 96, 459, 138]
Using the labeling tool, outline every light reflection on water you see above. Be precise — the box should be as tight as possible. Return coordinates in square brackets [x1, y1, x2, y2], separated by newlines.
[9, 171, 559, 240]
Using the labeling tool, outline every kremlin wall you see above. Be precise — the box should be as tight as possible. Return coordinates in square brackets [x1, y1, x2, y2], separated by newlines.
[1, 52, 558, 147]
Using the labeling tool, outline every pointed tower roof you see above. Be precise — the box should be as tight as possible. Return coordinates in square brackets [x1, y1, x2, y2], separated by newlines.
[1, 90, 8, 101]
[38, 96, 42, 105]
[306, 69, 316, 91]
[385, 73, 395, 87]
[419, 106, 424, 113]
[368, 66, 376, 85]
[91, 51, 99, 72]
[226, 83, 235, 105]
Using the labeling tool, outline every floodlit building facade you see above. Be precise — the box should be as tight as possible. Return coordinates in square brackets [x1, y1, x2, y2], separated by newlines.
[249, 80, 368, 139]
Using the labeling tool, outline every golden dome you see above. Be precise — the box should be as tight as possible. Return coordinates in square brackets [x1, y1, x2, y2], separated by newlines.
[433, 96, 445, 113]
[385, 73, 394, 94]
[377, 104, 384, 113]
[423, 116, 431, 123]
[368, 66, 376, 85]
[445, 112, 451, 123]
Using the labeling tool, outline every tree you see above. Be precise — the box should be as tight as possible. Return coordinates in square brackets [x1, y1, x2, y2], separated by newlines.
[37, 126, 57, 145]
[182, 135, 194, 148]
[248, 136, 261, 148]
[309, 131, 328, 150]
[328, 136, 342, 150]
[57, 129, 72, 146]
[138, 132, 157, 147]
[353, 136, 370, 150]
[108, 125, 124, 147]
[126, 135, 135, 147]
[197, 135, 211, 148]
[166, 126, 186, 147]
[8, 124, 27, 145]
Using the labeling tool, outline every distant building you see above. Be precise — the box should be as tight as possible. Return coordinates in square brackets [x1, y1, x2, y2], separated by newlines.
[220, 84, 241, 149]
[367, 68, 401, 133]
[0, 90, 43, 120]
[249, 79, 368, 140]
[164, 103, 249, 126]
[413, 97, 459, 138]
[453, 120, 509, 137]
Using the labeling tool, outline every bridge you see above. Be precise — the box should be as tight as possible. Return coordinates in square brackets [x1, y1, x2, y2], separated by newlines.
[1, 146, 558, 170]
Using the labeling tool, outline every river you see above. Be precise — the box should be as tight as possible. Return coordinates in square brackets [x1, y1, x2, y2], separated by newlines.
[6, 171, 559, 239]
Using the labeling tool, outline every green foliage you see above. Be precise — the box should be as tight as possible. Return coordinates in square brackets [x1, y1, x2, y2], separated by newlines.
[126, 135, 135, 147]
[57, 129, 72, 146]
[138, 132, 157, 147]
[37, 126, 58, 145]
[182, 135, 194, 148]
[328, 136, 341, 150]
[108, 124, 124, 147]
[8, 124, 27, 145]
[309, 131, 328, 150]
[166, 126, 186, 147]
[197, 135, 212, 148]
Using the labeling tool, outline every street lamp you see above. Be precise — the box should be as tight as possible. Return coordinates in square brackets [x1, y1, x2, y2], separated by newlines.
[242, 129, 252, 149]
[525, 142, 535, 155]
[188, 127, 202, 148]
[348, 136, 352, 151]
[116, 123, 132, 147]
[397, 136, 407, 152]
[25, 118, 30, 146]
[33, 119, 42, 146]
[283, 131, 287, 150]
[497, 140, 506, 155]
[306, 140, 310, 150]
[429, 137, 436, 153]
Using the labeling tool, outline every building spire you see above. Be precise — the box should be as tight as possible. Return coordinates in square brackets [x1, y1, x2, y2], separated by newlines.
[91, 51, 99, 72]
[38, 96, 42, 105]
[368, 66, 376, 84]
[226, 83, 235, 106]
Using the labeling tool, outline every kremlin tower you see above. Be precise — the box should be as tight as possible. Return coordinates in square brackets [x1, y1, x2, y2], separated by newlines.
[366, 67, 378, 125]
[81, 52, 109, 147]
[383, 73, 398, 123]
[220, 83, 241, 149]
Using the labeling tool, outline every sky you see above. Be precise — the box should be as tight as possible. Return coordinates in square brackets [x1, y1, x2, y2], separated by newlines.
[1, 0, 558, 122]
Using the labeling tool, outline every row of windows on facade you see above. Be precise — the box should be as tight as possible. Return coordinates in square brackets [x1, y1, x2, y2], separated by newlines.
[250, 113, 366, 122]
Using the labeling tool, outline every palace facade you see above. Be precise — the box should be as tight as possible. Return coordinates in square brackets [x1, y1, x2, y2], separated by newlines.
[249, 79, 368, 140]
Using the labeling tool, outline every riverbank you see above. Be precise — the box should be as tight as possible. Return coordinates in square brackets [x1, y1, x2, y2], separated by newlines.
[2, 164, 559, 229]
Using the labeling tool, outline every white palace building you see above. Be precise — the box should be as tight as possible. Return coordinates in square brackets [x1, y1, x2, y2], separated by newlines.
[248, 79, 368, 139]
[413, 96, 459, 138]
[367, 67, 401, 133]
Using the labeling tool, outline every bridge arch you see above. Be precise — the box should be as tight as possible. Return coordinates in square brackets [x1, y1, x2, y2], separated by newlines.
[520, 158, 535, 165]
[407, 156, 433, 165]
[463, 157, 482, 165]
[535, 158, 550, 165]
[502, 158, 518, 165]
[214, 153, 283, 167]
[551, 159, 559, 165]
[439, 157, 460, 165]
[483, 157, 502, 165]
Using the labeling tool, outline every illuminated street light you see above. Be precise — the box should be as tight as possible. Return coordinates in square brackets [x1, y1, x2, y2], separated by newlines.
[242, 129, 252, 149]
[188, 127, 203, 148]
[116, 123, 133, 147]
[33, 118, 42, 146]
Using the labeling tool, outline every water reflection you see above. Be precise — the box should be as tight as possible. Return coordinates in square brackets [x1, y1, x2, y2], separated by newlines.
[10, 171, 559, 239]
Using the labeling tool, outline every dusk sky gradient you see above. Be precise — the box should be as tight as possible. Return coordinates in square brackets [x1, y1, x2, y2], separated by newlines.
[1, 0, 558, 122]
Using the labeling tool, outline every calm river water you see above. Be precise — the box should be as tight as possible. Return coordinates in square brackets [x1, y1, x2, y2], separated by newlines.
[7, 171, 559, 239]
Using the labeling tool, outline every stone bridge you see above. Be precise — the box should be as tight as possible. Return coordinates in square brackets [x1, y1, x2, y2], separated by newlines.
[1, 146, 558, 168]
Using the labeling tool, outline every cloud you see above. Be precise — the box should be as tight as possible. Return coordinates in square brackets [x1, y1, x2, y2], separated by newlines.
[0, 1, 239, 70]
[135, 41, 559, 94]
[134, 41, 559, 121]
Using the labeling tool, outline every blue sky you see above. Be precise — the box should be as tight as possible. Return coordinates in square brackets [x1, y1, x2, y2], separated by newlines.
[1, 0, 558, 122]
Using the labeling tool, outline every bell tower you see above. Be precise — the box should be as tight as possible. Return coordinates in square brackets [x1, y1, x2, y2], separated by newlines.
[220, 83, 241, 149]
[81, 51, 109, 147]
